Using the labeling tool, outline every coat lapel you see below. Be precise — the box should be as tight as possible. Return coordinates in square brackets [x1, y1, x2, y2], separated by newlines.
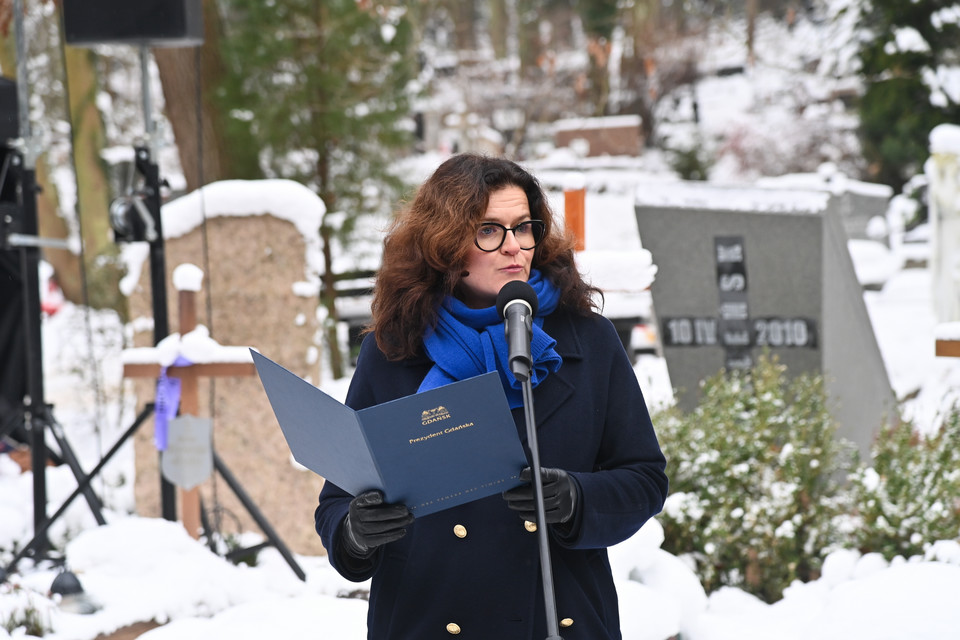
[530, 311, 584, 426]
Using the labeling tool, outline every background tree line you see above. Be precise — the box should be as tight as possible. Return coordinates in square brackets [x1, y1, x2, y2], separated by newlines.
[0, 0, 954, 377]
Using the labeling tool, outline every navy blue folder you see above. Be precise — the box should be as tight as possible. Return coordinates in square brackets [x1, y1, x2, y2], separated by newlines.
[251, 350, 528, 517]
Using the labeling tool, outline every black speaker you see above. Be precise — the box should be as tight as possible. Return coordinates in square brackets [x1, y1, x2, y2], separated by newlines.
[0, 78, 18, 143]
[62, 0, 203, 48]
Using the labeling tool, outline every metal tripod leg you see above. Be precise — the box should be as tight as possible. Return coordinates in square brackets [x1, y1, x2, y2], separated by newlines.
[2, 405, 155, 580]
[45, 409, 106, 525]
[212, 451, 306, 581]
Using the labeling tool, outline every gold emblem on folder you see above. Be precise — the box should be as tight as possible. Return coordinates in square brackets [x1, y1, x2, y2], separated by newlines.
[421, 405, 451, 425]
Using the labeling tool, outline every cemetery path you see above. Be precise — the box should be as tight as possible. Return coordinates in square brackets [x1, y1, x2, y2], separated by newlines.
[93, 621, 161, 640]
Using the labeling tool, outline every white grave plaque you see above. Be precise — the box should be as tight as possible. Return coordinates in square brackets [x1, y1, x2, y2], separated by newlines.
[161, 414, 213, 490]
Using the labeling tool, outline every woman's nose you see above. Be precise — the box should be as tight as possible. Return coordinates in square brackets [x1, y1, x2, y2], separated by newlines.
[501, 229, 522, 254]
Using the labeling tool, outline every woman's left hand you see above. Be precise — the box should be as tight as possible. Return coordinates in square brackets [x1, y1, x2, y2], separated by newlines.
[502, 467, 580, 524]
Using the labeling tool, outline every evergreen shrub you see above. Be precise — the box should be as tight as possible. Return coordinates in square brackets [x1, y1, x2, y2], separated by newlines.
[653, 354, 856, 603]
[847, 408, 960, 560]
[667, 138, 713, 181]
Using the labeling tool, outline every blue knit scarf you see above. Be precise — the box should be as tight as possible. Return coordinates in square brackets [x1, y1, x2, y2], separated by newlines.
[419, 270, 563, 408]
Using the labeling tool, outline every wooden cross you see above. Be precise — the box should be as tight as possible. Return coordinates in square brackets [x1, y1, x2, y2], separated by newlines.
[123, 267, 254, 539]
[564, 186, 586, 252]
[936, 335, 960, 358]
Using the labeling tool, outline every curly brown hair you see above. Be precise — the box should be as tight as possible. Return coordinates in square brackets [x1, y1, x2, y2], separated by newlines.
[369, 153, 602, 360]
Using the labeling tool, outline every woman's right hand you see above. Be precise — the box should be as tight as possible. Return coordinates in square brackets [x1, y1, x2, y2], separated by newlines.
[342, 490, 415, 558]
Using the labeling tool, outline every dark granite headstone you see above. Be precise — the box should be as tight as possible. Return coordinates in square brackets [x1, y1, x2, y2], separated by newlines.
[634, 181, 896, 458]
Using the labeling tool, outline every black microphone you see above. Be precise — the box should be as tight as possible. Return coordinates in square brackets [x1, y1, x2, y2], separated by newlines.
[497, 280, 539, 381]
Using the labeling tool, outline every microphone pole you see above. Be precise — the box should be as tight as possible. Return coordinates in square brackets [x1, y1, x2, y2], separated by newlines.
[521, 378, 563, 640]
[498, 282, 563, 640]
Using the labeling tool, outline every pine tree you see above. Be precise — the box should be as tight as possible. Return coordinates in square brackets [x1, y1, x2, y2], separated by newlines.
[579, 0, 618, 115]
[217, 0, 419, 378]
[854, 0, 960, 191]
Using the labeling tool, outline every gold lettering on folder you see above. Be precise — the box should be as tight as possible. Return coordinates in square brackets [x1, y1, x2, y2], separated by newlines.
[408, 423, 477, 445]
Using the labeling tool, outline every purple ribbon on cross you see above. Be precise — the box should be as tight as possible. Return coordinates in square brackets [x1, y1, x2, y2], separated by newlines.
[154, 354, 193, 451]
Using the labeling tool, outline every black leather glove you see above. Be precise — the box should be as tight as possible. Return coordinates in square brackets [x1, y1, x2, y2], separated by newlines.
[502, 467, 580, 525]
[341, 490, 414, 559]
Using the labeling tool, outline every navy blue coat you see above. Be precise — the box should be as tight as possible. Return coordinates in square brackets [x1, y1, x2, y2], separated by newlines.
[315, 308, 668, 639]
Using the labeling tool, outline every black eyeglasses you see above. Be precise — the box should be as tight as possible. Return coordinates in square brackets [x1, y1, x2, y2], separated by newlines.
[474, 220, 545, 252]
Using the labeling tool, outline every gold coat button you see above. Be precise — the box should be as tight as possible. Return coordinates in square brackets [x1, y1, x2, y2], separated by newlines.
[560, 618, 574, 628]
[453, 524, 467, 538]
[524, 520, 537, 532]
[446, 622, 462, 634]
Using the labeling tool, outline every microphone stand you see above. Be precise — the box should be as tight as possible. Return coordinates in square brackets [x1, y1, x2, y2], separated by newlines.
[514, 359, 563, 640]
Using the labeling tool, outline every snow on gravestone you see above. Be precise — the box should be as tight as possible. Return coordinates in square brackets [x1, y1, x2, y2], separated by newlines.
[633, 181, 897, 459]
[757, 165, 893, 243]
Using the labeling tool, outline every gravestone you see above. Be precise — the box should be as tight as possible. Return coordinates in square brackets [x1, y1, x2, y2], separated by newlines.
[634, 181, 897, 458]
[125, 179, 328, 555]
[553, 115, 644, 157]
[757, 165, 893, 242]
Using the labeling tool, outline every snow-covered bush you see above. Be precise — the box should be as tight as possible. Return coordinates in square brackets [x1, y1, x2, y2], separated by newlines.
[847, 407, 960, 560]
[653, 354, 856, 603]
[0, 581, 53, 636]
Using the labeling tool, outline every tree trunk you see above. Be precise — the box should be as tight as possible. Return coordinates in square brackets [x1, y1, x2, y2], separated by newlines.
[320, 222, 345, 380]
[515, 0, 541, 74]
[312, 9, 344, 381]
[488, 0, 507, 59]
[153, 0, 254, 191]
[587, 38, 611, 116]
[445, 0, 477, 52]
[34, 156, 77, 302]
[62, 44, 126, 312]
[0, 8, 101, 311]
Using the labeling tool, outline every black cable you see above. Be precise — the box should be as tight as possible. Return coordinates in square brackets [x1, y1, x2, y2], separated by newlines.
[193, 43, 223, 540]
